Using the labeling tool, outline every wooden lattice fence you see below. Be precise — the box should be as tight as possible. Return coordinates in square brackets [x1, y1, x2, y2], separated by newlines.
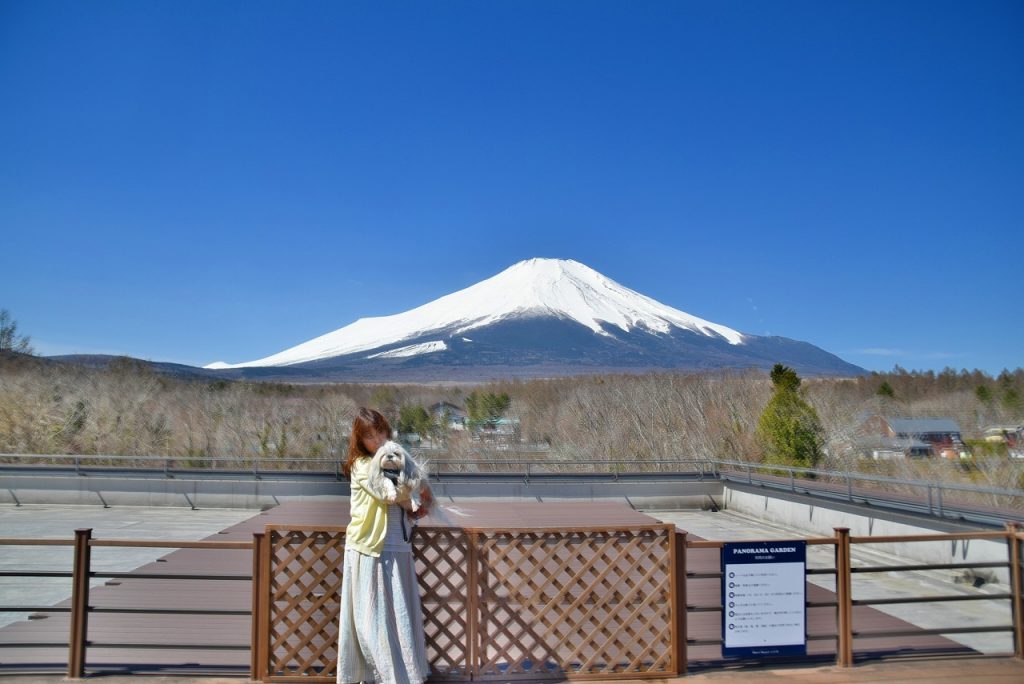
[254, 523, 677, 681]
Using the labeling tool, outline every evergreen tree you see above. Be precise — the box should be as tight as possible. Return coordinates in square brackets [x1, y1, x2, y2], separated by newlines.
[757, 363, 824, 469]
[1002, 388, 1022, 416]
[466, 391, 511, 424]
[876, 381, 895, 399]
[398, 405, 433, 438]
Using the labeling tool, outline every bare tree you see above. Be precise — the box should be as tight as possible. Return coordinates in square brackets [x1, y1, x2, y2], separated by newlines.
[0, 309, 33, 354]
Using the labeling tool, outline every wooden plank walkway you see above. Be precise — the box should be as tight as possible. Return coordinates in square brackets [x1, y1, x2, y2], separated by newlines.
[0, 500, 978, 675]
[0, 655, 1020, 683]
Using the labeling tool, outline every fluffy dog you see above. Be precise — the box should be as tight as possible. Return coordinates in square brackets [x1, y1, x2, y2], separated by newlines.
[366, 440, 426, 511]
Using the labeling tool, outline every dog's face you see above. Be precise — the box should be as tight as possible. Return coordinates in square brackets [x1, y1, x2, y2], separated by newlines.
[370, 440, 423, 491]
[378, 447, 405, 473]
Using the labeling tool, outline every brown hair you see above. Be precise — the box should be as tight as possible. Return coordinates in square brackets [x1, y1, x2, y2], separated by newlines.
[342, 407, 392, 479]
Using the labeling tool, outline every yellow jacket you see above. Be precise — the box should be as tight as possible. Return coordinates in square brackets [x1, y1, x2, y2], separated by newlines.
[345, 456, 408, 557]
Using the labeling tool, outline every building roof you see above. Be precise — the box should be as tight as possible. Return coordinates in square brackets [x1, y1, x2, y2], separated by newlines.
[885, 417, 961, 435]
[429, 401, 465, 414]
[859, 436, 930, 450]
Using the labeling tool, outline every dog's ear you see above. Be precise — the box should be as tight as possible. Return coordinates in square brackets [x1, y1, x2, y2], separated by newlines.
[405, 449, 426, 484]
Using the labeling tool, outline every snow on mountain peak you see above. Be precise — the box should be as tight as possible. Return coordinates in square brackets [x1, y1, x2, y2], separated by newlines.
[205, 258, 745, 368]
[466, 258, 744, 342]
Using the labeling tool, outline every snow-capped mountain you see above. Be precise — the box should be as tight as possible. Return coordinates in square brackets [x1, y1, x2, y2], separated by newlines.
[205, 258, 863, 380]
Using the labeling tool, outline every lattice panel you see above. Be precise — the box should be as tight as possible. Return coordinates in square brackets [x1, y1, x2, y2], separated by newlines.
[268, 529, 346, 678]
[414, 528, 471, 679]
[264, 527, 472, 682]
[474, 528, 674, 678]
[262, 525, 673, 682]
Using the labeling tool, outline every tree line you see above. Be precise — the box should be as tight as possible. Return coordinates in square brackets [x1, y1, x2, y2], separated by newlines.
[2, 311, 1022, 493]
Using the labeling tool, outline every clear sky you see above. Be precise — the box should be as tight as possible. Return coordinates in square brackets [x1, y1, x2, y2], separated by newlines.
[2, 1, 1021, 374]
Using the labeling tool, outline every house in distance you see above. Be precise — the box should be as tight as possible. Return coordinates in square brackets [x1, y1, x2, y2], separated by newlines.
[859, 416, 968, 460]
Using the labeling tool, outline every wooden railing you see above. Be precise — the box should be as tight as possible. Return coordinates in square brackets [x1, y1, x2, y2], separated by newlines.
[682, 524, 1024, 670]
[0, 531, 254, 678]
[843, 524, 1023, 665]
[2, 524, 1022, 678]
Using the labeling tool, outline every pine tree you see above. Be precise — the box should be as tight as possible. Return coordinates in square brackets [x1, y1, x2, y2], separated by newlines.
[757, 364, 824, 469]
[466, 391, 511, 425]
[398, 405, 433, 438]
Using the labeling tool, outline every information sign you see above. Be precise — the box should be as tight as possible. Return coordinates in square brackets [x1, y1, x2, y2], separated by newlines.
[721, 540, 807, 658]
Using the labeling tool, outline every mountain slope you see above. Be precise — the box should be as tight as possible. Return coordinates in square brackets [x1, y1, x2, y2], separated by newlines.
[208, 259, 743, 368]
[204, 258, 864, 380]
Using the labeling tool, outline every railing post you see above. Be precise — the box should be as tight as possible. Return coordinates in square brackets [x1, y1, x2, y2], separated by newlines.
[673, 529, 688, 675]
[68, 528, 92, 679]
[834, 527, 853, 667]
[257, 530, 272, 680]
[250, 531, 266, 681]
[466, 531, 480, 680]
[1007, 522, 1023, 661]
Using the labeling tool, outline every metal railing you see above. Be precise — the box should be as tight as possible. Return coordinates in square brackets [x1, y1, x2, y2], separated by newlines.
[2, 453, 1022, 526]
[712, 459, 1024, 527]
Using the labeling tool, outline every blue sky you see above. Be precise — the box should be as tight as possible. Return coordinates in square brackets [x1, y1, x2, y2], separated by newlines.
[2, 1, 1021, 374]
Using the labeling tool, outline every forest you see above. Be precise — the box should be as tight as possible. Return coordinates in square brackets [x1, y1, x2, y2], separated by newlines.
[2, 351, 1021, 495]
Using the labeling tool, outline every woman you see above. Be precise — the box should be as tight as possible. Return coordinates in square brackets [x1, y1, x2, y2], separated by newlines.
[337, 407, 432, 684]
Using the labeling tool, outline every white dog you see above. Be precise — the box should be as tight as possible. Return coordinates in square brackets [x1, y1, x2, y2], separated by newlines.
[366, 441, 426, 511]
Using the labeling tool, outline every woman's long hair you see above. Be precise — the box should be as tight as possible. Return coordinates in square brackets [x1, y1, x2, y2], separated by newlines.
[343, 407, 392, 479]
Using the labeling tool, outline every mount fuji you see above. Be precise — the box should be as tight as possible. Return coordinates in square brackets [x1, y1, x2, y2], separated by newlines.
[204, 258, 864, 381]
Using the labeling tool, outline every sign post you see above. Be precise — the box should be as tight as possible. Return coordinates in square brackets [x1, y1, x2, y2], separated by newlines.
[722, 540, 807, 658]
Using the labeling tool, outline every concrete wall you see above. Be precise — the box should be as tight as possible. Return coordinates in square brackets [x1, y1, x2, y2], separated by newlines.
[724, 486, 1012, 585]
[0, 475, 346, 509]
[0, 474, 722, 511]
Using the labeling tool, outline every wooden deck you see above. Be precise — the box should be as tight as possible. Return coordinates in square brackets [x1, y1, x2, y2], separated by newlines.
[0, 500, 978, 675]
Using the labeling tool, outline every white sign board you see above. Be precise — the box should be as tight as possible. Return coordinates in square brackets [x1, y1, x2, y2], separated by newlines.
[722, 541, 807, 658]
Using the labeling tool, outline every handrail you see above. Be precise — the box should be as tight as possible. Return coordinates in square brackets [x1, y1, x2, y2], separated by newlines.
[687, 536, 838, 549]
[89, 539, 252, 549]
[713, 458, 1024, 497]
[4, 451, 1021, 496]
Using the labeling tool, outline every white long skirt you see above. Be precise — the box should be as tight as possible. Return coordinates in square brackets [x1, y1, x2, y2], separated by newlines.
[336, 517, 429, 683]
